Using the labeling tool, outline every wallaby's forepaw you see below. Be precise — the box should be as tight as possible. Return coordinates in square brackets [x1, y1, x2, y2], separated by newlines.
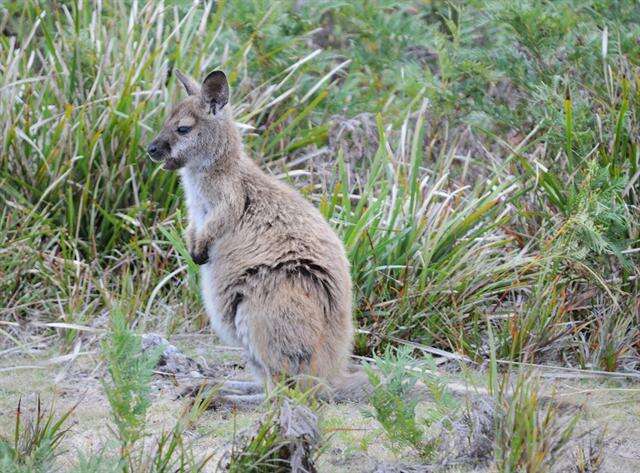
[190, 248, 209, 265]
[189, 239, 210, 265]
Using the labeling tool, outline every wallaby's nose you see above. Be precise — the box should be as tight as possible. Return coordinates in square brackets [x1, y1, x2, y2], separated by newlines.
[147, 141, 165, 162]
[147, 139, 170, 162]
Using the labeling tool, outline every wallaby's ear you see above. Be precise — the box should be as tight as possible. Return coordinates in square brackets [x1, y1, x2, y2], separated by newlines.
[201, 70, 229, 114]
[175, 69, 200, 96]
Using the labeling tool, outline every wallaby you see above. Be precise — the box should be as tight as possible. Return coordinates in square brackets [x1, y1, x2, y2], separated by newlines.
[147, 70, 365, 407]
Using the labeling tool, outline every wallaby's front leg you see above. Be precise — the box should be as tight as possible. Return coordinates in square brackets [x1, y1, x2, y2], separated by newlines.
[185, 222, 209, 265]
[188, 212, 226, 265]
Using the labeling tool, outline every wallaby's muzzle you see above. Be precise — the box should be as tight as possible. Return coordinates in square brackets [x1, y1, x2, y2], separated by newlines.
[147, 139, 170, 162]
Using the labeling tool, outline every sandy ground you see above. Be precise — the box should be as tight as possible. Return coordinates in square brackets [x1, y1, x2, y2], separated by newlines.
[1, 335, 639, 472]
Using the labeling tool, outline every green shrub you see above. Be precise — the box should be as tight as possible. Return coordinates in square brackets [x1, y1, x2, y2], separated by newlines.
[365, 346, 458, 460]
[101, 307, 160, 459]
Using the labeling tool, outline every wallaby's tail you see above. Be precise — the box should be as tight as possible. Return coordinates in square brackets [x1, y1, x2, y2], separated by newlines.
[328, 364, 373, 403]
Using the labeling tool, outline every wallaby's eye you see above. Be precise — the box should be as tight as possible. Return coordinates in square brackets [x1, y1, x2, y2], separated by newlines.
[176, 126, 192, 135]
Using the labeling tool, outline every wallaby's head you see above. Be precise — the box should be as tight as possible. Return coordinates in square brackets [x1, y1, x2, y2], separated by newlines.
[147, 69, 234, 170]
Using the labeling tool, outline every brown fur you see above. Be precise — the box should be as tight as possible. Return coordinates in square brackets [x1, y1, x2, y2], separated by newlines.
[148, 70, 355, 398]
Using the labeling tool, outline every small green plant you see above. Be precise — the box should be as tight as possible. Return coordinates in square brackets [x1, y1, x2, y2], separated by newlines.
[573, 428, 606, 473]
[101, 307, 161, 466]
[364, 346, 458, 460]
[365, 346, 424, 455]
[0, 396, 75, 473]
[99, 307, 213, 472]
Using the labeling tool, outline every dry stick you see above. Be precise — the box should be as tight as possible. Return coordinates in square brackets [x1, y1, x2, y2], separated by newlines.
[0, 351, 98, 373]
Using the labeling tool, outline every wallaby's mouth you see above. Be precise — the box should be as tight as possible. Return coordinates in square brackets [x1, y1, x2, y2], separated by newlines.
[147, 142, 184, 170]
[163, 157, 185, 171]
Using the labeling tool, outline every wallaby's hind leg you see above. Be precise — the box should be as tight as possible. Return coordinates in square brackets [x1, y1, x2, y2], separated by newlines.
[241, 281, 350, 396]
[207, 366, 266, 409]
[178, 356, 265, 407]
[203, 358, 267, 409]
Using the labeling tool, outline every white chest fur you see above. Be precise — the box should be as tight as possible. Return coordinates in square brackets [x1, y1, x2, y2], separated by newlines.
[180, 168, 238, 346]
[180, 168, 210, 231]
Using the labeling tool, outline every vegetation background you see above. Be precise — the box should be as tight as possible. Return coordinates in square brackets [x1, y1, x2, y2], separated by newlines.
[0, 0, 638, 471]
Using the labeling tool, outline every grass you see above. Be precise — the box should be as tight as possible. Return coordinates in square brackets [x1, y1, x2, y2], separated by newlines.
[492, 371, 580, 473]
[0, 396, 76, 472]
[102, 307, 161, 461]
[222, 396, 321, 473]
[1, 0, 639, 471]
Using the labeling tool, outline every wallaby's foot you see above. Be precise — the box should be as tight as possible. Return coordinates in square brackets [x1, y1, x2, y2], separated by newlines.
[219, 379, 264, 395]
[178, 379, 263, 397]
[213, 393, 266, 410]
[179, 380, 265, 411]
[178, 381, 215, 400]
